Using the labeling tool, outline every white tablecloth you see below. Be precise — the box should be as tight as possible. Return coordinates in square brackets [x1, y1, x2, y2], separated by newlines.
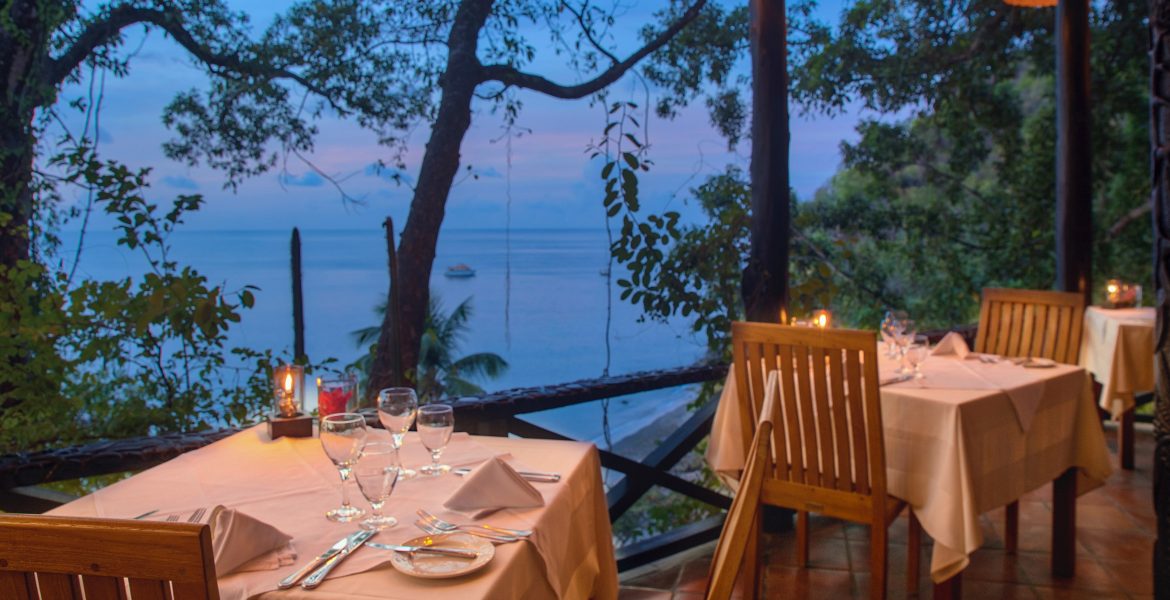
[52, 426, 618, 600]
[706, 355, 1112, 583]
[1079, 306, 1155, 418]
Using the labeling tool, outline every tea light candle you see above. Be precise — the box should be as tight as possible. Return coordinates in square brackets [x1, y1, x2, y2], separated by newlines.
[812, 309, 832, 329]
[1106, 279, 1122, 305]
[273, 364, 305, 418]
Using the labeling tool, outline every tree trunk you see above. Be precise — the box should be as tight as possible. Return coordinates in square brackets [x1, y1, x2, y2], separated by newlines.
[742, 0, 790, 323]
[1149, 0, 1170, 594]
[367, 0, 494, 395]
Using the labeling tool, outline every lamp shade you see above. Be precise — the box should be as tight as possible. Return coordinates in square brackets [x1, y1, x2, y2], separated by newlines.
[1003, 0, 1057, 6]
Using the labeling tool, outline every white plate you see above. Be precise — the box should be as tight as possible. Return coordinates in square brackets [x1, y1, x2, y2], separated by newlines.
[388, 533, 494, 579]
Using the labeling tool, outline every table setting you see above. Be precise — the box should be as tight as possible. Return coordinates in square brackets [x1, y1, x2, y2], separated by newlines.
[49, 376, 619, 600]
[706, 311, 1113, 585]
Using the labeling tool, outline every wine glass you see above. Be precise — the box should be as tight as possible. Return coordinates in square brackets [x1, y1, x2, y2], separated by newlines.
[905, 336, 931, 379]
[354, 442, 401, 530]
[894, 319, 917, 372]
[880, 311, 900, 358]
[417, 404, 454, 476]
[377, 387, 418, 480]
[320, 413, 368, 522]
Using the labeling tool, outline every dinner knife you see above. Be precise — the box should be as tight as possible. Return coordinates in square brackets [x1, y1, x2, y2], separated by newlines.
[366, 541, 479, 559]
[277, 531, 363, 589]
[301, 529, 376, 589]
[452, 467, 561, 483]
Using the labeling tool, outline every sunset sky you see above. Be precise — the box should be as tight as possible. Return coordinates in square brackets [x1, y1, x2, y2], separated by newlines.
[56, 0, 859, 233]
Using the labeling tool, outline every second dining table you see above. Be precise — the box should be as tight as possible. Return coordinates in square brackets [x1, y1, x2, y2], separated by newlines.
[706, 345, 1113, 590]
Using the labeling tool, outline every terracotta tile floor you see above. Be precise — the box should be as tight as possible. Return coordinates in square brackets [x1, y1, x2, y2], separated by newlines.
[619, 423, 1156, 599]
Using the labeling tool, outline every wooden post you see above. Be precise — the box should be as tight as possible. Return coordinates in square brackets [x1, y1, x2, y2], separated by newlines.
[742, 0, 790, 323]
[1055, 0, 1092, 303]
[290, 227, 305, 363]
[1149, 2, 1170, 593]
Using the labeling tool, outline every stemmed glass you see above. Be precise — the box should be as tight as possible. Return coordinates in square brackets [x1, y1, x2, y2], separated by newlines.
[894, 319, 917, 372]
[417, 404, 454, 476]
[320, 413, 368, 522]
[905, 335, 931, 379]
[354, 442, 401, 530]
[377, 387, 418, 480]
[880, 311, 900, 358]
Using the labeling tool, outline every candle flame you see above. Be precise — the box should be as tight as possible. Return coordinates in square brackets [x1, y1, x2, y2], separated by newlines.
[283, 372, 293, 393]
[1107, 283, 1119, 294]
[817, 314, 828, 328]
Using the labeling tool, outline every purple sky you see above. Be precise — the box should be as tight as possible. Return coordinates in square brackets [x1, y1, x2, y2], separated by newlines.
[55, 0, 859, 232]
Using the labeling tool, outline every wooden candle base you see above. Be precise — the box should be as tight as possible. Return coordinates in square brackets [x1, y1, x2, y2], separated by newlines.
[267, 413, 314, 439]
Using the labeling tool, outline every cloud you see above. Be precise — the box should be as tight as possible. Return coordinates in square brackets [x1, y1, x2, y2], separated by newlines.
[278, 171, 325, 187]
[97, 127, 114, 144]
[161, 175, 199, 190]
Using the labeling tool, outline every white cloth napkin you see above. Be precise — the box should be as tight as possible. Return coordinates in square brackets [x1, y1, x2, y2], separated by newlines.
[931, 331, 970, 359]
[444, 456, 545, 516]
[165, 505, 296, 577]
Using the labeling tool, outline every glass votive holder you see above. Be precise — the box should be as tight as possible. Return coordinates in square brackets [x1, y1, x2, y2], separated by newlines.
[317, 374, 358, 418]
[273, 364, 305, 418]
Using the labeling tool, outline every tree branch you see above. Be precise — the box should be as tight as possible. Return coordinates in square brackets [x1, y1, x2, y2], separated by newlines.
[48, 5, 329, 100]
[559, 0, 620, 64]
[1107, 199, 1152, 240]
[481, 0, 707, 99]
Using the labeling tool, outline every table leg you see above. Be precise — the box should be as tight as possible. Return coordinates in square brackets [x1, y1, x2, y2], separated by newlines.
[1119, 407, 1134, 470]
[1052, 468, 1077, 578]
[932, 573, 962, 600]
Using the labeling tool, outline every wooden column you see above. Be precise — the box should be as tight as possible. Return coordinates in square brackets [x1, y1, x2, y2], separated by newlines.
[1055, 0, 1092, 303]
[1149, 1, 1170, 594]
[742, 0, 790, 323]
[290, 227, 306, 363]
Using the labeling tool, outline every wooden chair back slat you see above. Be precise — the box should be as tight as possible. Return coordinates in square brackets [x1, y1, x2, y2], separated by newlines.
[844, 349, 870, 494]
[778, 345, 805, 484]
[79, 575, 122, 600]
[0, 515, 219, 600]
[127, 579, 167, 600]
[793, 347, 821, 485]
[974, 288, 1085, 365]
[0, 571, 35, 600]
[810, 347, 835, 489]
[827, 349, 852, 492]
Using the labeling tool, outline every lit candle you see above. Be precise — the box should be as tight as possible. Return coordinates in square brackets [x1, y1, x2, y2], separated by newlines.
[1106, 279, 1122, 305]
[812, 309, 832, 329]
[273, 364, 304, 418]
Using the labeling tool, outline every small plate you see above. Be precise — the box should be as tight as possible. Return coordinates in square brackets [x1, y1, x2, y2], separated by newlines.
[388, 533, 494, 579]
[1022, 357, 1056, 368]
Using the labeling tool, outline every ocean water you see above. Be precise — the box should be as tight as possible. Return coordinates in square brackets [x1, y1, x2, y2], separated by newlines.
[64, 228, 708, 449]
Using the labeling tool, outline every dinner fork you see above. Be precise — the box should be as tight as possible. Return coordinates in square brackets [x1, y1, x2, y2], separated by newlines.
[417, 509, 532, 537]
[187, 507, 207, 523]
[414, 520, 519, 543]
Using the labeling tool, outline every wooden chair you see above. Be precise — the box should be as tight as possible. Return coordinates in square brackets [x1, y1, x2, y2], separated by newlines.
[727, 321, 919, 600]
[974, 287, 1085, 553]
[0, 513, 219, 600]
[706, 382, 775, 600]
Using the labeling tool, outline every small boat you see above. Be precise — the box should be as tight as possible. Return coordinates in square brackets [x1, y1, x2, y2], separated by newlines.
[444, 263, 475, 278]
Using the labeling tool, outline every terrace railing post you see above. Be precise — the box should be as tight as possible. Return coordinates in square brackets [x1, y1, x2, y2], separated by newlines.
[1150, 1, 1170, 594]
[291, 228, 306, 363]
[1055, 0, 1092, 304]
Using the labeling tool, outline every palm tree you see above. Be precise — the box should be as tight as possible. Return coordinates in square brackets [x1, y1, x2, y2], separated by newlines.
[352, 293, 507, 403]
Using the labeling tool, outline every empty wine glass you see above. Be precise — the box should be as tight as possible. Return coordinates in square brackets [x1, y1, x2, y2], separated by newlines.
[320, 413, 368, 522]
[905, 336, 931, 379]
[417, 404, 454, 476]
[377, 387, 418, 480]
[880, 311, 900, 358]
[354, 442, 401, 530]
[894, 319, 917, 372]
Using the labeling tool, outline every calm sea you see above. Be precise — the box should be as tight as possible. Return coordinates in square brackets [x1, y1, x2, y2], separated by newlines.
[65, 228, 708, 449]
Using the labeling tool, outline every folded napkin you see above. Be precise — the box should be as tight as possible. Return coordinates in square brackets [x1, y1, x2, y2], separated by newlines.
[164, 505, 295, 577]
[444, 457, 545, 517]
[930, 331, 970, 359]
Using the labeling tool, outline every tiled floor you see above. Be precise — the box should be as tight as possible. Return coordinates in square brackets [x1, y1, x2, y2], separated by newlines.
[619, 423, 1157, 599]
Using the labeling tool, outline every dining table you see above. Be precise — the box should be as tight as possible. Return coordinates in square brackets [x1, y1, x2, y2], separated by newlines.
[706, 347, 1113, 593]
[1078, 306, 1155, 470]
[49, 425, 619, 600]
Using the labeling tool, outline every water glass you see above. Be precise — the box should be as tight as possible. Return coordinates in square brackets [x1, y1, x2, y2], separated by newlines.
[417, 404, 454, 476]
[354, 442, 401, 530]
[320, 413, 368, 522]
[377, 387, 419, 480]
[905, 336, 931, 379]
